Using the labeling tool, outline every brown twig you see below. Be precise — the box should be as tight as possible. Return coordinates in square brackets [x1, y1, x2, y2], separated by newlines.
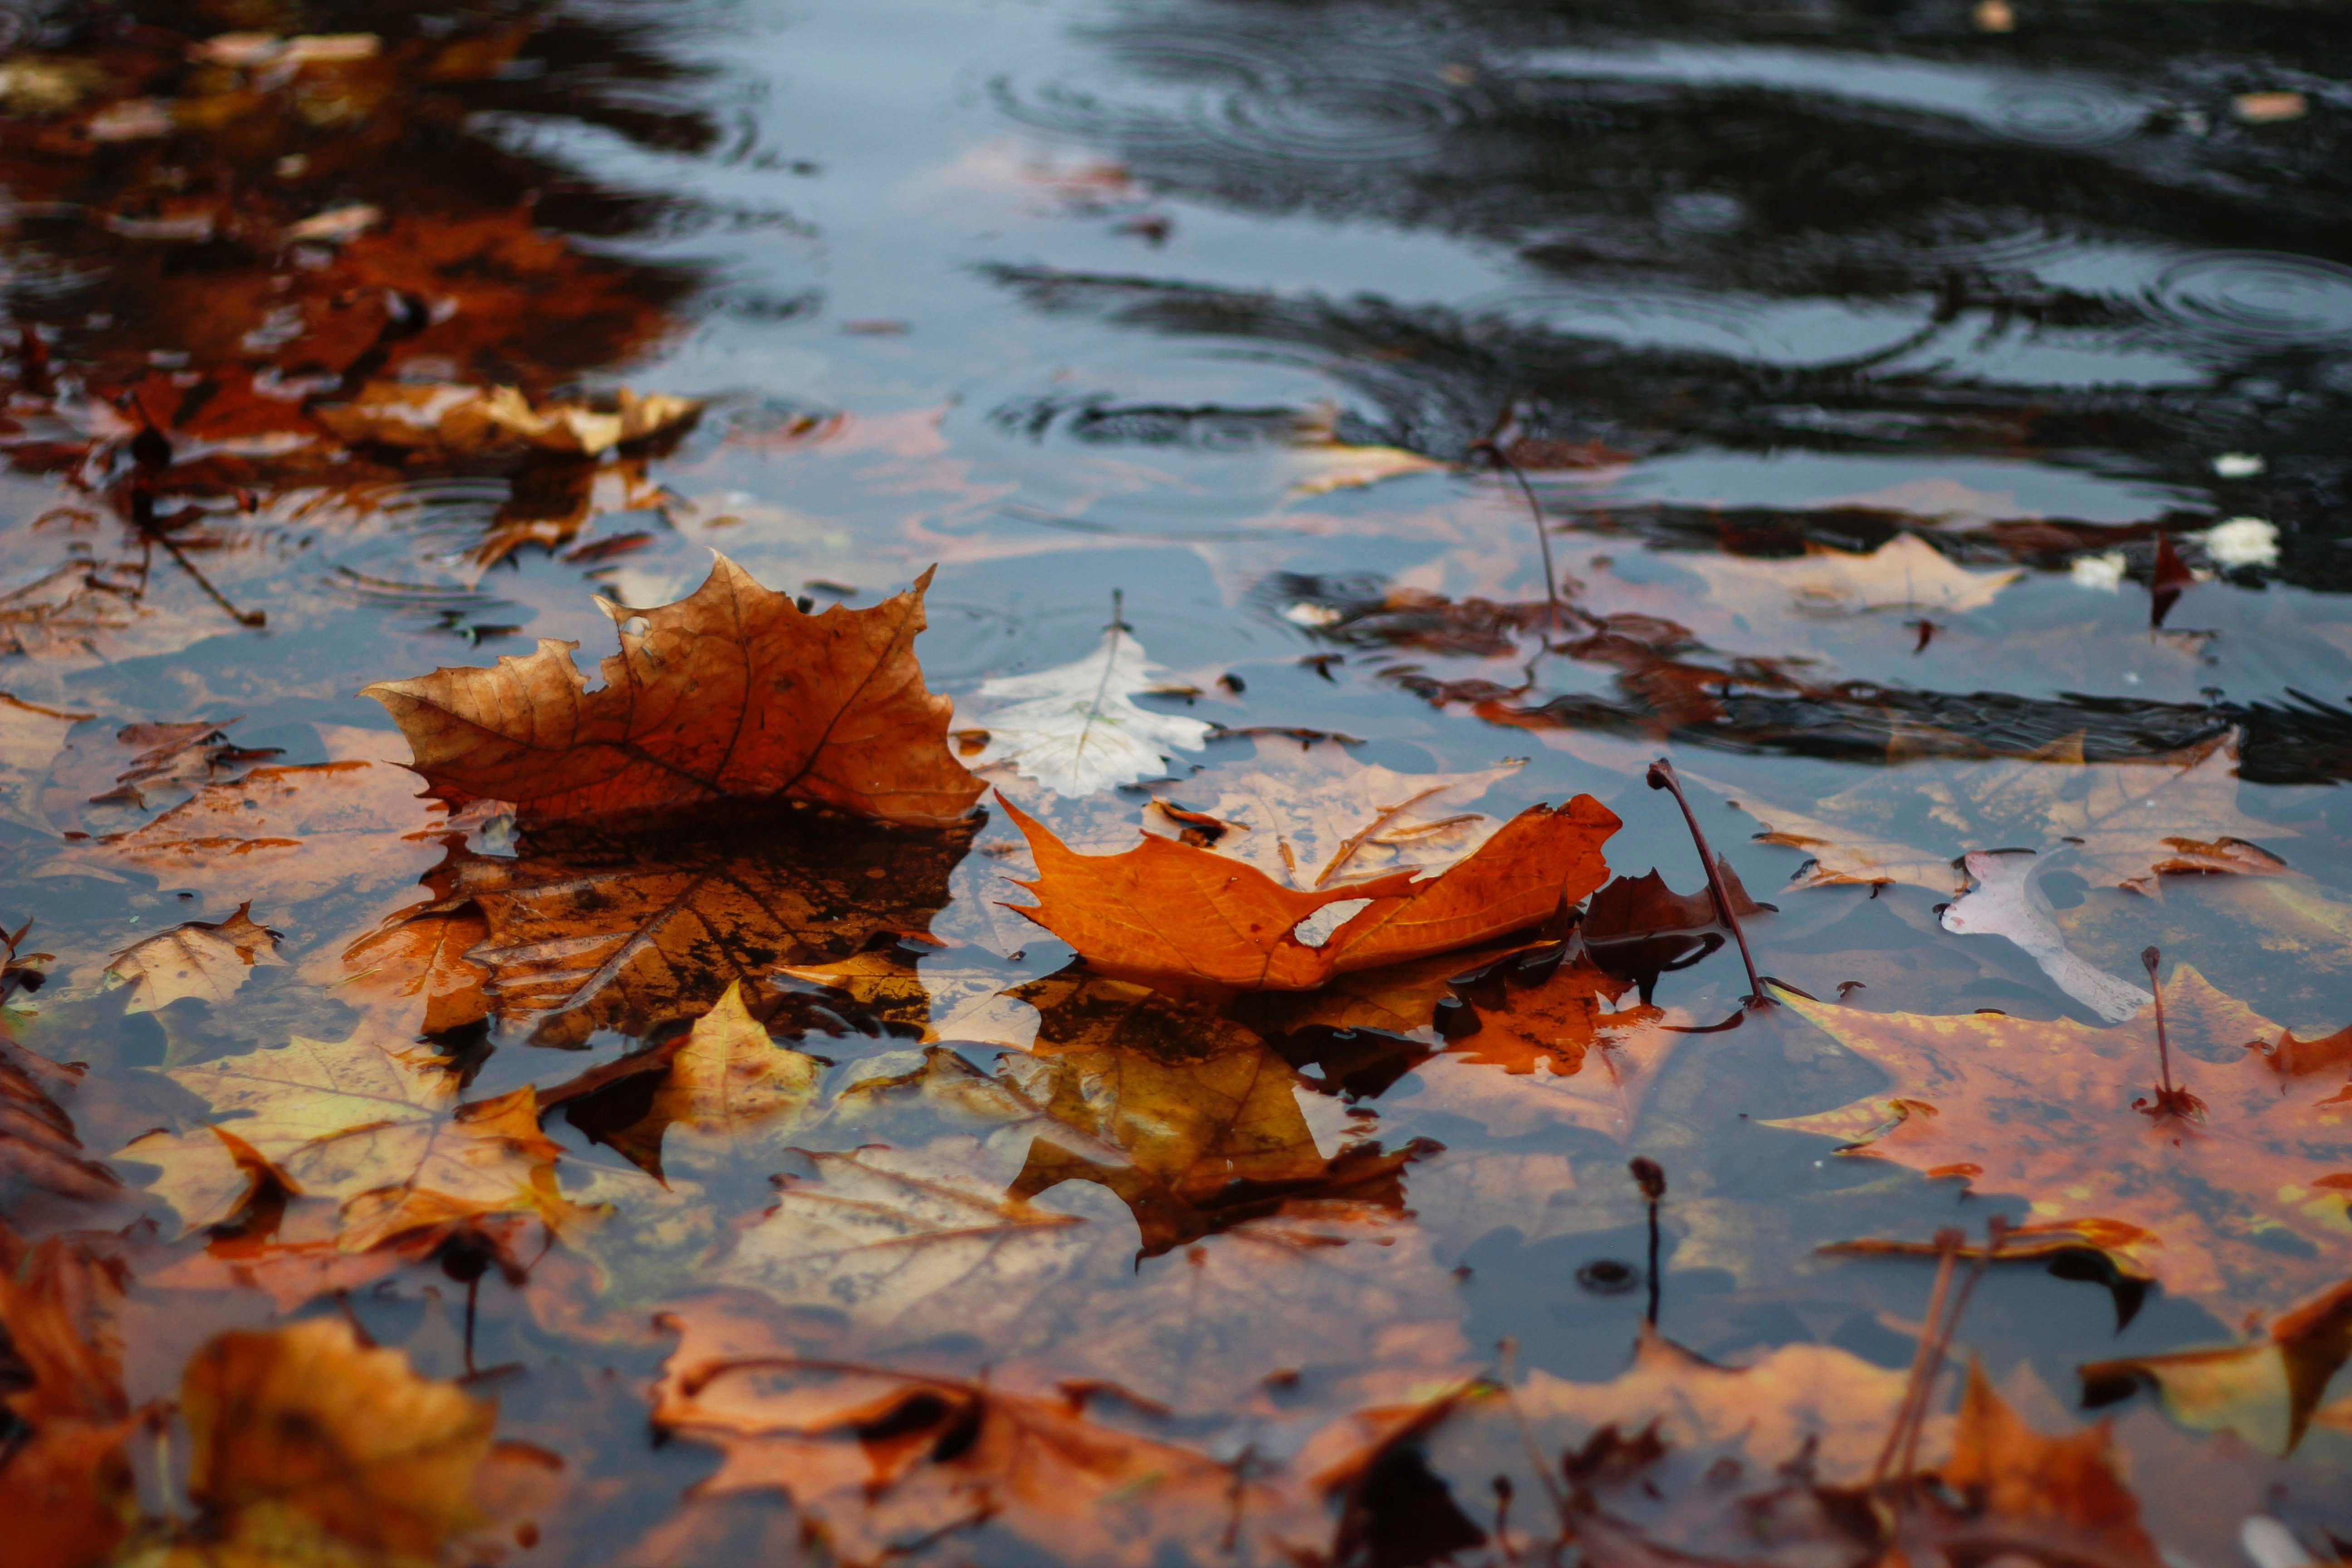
[1869, 1226, 1960, 1489]
[2136, 946, 2206, 1121]
[1470, 411, 1563, 632]
[1630, 1157, 1666, 1328]
[1644, 758, 1766, 1004]
[1315, 784, 1453, 888]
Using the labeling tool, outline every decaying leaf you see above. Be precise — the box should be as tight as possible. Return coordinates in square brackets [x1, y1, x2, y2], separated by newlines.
[103, 904, 283, 1014]
[1681, 533, 2023, 620]
[118, 1031, 578, 1252]
[965, 625, 1211, 797]
[0, 1227, 135, 1568]
[1, 1034, 123, 1210]
[0, 692, 90, 832]
[322, 904, 491, 1038]
[1734, 731, 2290, 896]
[315, 382, 699, 460]
[1137, 739, 1524, 890]
[447, 802, 973, 1044]
[1770, 970, 2352, 1315]
[1001, 791, 1618, 989]
[552, 980, 821, 1180]
[172, 1319, 494, 1564]
[652, 1299, 1313, 1567]
[366, 555, 982, 828]
[2080, 1275, 2352, 1456]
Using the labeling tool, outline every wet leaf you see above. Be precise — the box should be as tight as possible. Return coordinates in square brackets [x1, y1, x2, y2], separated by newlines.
[964, 624, 1210, 797]
[1681, 533, 2023, 619]
[1733, 731, 2290, 896]
[103, 904, 283, 1014]
[1940, 850, 2152, 1021]
[118, 1031, 579, 1252]
[169, 1319, 495, 1565]
[367, 556, 983, 829]
[2080, 1275, 2352, 1456]
[650, 1299, 1314, 1568]
[0, 1228, 134, 1568]
[0, 692, 90, 832]
[1000, 791, 1618, 989]
[1770, 970, 2352, 1316]
[448, 802, 973, 1044]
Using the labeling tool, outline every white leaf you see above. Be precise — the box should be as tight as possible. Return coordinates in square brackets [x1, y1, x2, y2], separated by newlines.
[1940, 849, 2151, 1022]
[968, 629, 1212, 798]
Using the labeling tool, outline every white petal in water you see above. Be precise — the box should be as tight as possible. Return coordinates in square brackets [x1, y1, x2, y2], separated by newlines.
[2201, 516, 2279, 568]
[1940, 850, 2151, 1022]
[968, 629, 1213, 797]
[2070, 550, 2128, 591]
[2240, 1517, 2320, 1568]
[2212, 451, 2266, 479]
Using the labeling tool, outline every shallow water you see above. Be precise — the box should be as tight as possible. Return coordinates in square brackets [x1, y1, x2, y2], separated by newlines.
[5, 0, 2352, 1561]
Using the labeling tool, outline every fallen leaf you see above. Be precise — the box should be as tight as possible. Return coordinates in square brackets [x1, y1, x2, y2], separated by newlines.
[173, 1318, 494, 1563]
[447, 801, 974, 1044]
[1000, 791, 1618, 990]
[0, 1227, 134, 1568]
[2080, 1275, 2352, 1456]
[554, 980, 821, 1180]
[323, 904, 491, 1037]
[1769, 969, 2352, 1315]
[367, 555, 983, 829]
[1939, 850, 2152, 1021]
[1136, 738, 1523, 890]
[102, 904, 284, 1014]
[1732, 730, 2289, 896]
[118, 1030, 578, 1252]
[964, 624, 1211, 797]
[317, 382, 700, 460]
[1916, 1359, 2161, 1568]
[1446, 949, 1665, 1079]
[651, 1299, 1312, 1568]
[1681, 533, 2023, 619]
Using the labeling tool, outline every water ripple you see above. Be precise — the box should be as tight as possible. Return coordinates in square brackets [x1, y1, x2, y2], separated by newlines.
[2146, 251, 2352, 348]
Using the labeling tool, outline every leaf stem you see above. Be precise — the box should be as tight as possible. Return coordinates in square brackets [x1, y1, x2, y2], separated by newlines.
[1644, 758, 1766, 1004]
[1630, 1157, 1666, 1328]
[1470, 411, 1563, 633]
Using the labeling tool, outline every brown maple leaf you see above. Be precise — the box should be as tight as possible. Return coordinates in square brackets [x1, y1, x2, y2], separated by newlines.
[650, 1298, 1316, 1568]
[1769, 968, 2352, 1316]
[1, 1032, 123, 1211]
[0, 1226, 135, 1568]
[101, 903, 283, 1014]
[117, 1030, 581, 1253]
[1000, 791, 1618, 990]
[446, 800, 973, 1044]
[175, 1319, 496, 1563]
[366, 554, 982, 828]
[322, 902, 492, 1039]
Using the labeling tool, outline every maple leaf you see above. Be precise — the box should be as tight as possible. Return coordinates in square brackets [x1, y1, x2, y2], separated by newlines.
[102, 904, 283, 1014]
[322, 904, 491, 1039]
[36, 756, 450, 907]
[314, 382, 700, 460]
[775, 942, 1041, 1047]
[711, 1143, 1101, 1343]
[1428, 952, 1674, 1141]
[963, 622, 1210, 796]
[366, 554, 982, 829]
[1000, 790, 1618, 989]
[650, 1299, 1313, 1568]
[446, 801, 974, 1044]
[171, 1319, 495, 1565]
[0, 1227, 135, 1568]
[545, 980, 821, 1180]
[1731, 730, 2289, 897]
[117, 1031, 578, 1252]
[1680, 533, 2023, 620]
[1135, 737, 1524, 891]
[1768, 969, 2352, 1315]
[2080, 1274, 2352, 1456]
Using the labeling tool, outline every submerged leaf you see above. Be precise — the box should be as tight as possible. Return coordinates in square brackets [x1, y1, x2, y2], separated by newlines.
[966, 626, 1211, 797]
[103, 904, 284, 1014]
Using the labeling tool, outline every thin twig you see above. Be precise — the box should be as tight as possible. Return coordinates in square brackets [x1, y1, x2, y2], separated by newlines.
[1067, 588, 1128, 781]
[1315, 784, 1453, 888]
[1869, 1226, 1960, 1488]
[1644, 758, 1766, 1004]
[1630, 1158, 1666, 1329]
[1469, 411, 1563, 632]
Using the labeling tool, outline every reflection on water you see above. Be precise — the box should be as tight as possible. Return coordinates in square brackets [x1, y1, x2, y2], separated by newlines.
[7, 0, 2352, 1559]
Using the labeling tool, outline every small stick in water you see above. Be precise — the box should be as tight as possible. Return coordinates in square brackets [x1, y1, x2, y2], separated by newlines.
[2135, 946, 2207, 1122]
[1629, 1157, 1666, 1328]
[1645, 758, 1766, 1004]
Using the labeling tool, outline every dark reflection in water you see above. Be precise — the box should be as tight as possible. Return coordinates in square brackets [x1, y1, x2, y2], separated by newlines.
[992, 0, 2352, 583]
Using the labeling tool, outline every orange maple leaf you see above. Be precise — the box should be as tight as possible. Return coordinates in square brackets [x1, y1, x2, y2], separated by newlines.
[1771, 970, 2352, 1316]
[366, 555, 983, 828]
[998, 791, 1619, 990]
